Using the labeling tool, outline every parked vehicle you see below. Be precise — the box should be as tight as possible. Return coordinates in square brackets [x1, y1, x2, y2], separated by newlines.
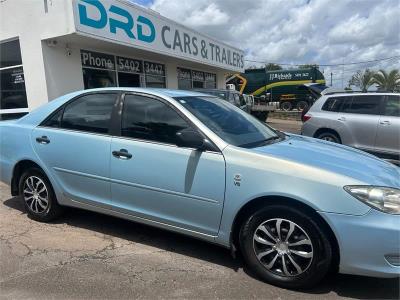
[226, 68, 327, 111]
[194, 88, 275, 121]
[302, 92, 400, 164]
[1, 88, 399, 289]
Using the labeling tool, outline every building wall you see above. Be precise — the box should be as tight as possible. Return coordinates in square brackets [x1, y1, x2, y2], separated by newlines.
[1, 0, 231, 111]
[0, 0, 75, 110]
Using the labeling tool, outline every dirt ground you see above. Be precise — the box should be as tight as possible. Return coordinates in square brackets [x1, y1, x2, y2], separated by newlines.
[1, 181, 399, 300]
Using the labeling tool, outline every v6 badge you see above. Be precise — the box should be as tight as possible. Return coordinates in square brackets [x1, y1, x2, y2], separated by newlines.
[234, 174, 242, 186]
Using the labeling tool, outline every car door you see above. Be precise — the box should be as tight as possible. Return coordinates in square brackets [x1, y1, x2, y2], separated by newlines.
[375, 95, 400, 156]
[336, 95, 383, 151]
[32, 92, 119, 208]
[110, 93, 226, 236]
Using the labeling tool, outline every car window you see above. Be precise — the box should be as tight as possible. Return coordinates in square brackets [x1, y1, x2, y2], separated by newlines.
[43, 108, 63, 127]
[342, 95, 382, 115]
[174, 96, 279, 148]
[383, 95, 400, 117]
[321, 97, 345, 112]
[122, 94, 191, 145]
[60, 93, 117, 134]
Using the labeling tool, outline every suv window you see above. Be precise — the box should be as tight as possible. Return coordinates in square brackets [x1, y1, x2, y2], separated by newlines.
[342, 95, 382, 115]
[60, 93, 117, 134]
[384, 95, 400, 117]
[321, 97, 346, 112]
[122, 94, 191, 145]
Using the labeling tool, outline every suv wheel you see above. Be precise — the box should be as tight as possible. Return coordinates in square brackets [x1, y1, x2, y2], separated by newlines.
[316, 131, 341, 144]
[239, 206, 332, 289]
[19, 168, 63, 222]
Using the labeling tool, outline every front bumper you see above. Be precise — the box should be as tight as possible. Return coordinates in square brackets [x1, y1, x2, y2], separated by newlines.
[319, 209, 400, 278]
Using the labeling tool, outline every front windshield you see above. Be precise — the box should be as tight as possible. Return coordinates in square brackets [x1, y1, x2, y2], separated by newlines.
[173, 96, 281, 148]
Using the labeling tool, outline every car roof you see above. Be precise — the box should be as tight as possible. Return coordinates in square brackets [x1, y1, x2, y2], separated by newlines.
[325, 92, 400, 97]
[77, 87, 211, 98]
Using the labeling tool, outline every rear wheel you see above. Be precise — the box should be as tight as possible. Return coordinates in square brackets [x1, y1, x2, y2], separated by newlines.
[239, 206, 332, 289]
[316, 131, 341, 144]
[281, 101, 292, 111]
[19, 168, 63, 222]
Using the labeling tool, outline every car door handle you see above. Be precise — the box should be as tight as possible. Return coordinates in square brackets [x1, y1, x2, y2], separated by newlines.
[380, 120, 391, 125]
[112, 149, 132, 160]
[36, 136, 50, 144]
[337, 117, 346, 121]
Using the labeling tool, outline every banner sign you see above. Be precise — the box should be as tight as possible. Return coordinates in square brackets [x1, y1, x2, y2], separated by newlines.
[73, 0, 244, 72]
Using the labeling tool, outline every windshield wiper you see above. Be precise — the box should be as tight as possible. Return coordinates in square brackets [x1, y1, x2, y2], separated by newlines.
[239, 135, 281, 148]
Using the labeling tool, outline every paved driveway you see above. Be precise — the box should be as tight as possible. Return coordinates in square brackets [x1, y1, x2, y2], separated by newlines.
[0, 183, 398, 299]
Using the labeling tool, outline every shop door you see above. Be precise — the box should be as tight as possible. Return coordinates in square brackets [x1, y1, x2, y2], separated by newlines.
[118, 73, 141, 87]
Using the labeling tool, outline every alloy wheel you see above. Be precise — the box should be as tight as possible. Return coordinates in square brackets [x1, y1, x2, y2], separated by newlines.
[253, 218, 314, 277]
[23, 176, 49, 214]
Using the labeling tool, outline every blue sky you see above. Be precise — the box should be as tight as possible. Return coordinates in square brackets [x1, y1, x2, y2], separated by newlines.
[131, 0, 400, 87]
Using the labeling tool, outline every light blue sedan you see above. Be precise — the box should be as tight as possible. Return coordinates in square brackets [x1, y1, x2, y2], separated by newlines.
[0, 88, 399, 289]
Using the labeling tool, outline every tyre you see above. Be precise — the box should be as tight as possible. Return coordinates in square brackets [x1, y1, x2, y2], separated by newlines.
[239, 205, 333, 289]
[316, 131, 341, 144]
[296, 101, 309, 111]
[19, 167, 63, 222]
[281, 102, 292, 111]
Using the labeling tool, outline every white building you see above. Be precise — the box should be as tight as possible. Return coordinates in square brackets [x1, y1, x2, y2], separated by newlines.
[0, 0, 244, 119]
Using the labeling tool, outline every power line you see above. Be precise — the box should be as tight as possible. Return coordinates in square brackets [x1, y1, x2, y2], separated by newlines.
[244, 55, 400, 67]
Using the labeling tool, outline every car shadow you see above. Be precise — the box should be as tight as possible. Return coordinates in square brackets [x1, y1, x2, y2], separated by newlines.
[3, 196, 399, 299]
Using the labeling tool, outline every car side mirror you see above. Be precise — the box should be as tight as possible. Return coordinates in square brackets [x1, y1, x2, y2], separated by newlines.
[176, 128, 209, 151]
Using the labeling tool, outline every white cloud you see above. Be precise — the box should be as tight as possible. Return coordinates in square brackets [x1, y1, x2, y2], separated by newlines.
[147, 0, 400, 88]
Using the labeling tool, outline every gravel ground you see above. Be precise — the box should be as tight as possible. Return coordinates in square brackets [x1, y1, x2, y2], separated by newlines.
[0, 181, 398, 300]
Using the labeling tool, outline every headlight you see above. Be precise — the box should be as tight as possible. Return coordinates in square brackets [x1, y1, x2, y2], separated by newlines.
[344, 186, 400, 214]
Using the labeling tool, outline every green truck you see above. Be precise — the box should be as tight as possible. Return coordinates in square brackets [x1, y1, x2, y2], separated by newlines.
[226, 67, 326, 111]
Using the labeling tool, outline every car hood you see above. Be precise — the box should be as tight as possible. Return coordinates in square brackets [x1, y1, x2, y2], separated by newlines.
[250, 134, 400, 188]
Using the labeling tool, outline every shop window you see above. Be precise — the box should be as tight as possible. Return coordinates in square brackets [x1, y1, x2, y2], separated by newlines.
[0, 39, 22, 68]
[82, 68, 117, 89]
[205, 72, 217, 89]
[177, 68, 216, 90]
[0, 39, 28, 119]
[80, 50, 165, 89]
[177, 68, 192, 90]
[144, 61, 166, 88]
[192, 70, 205, 88]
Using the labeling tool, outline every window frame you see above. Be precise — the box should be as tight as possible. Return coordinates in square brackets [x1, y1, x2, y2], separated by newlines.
[116, 92, 220, 152]
[39, 91, 122, 136]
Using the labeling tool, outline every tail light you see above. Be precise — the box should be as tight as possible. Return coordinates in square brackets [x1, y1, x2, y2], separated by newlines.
[302, 114, 311, 123]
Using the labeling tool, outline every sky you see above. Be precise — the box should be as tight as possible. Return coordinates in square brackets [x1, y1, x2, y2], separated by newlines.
[132, 0, 400, 88]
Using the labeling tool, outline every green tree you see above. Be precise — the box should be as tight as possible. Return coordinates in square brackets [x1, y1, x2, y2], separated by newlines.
[265, 63, 282, 71]
[372, 69, 400, 92]
[348, 69, 375, 92]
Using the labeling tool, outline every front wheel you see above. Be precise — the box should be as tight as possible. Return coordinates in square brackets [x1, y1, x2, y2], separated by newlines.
[239, 206, 332, 289]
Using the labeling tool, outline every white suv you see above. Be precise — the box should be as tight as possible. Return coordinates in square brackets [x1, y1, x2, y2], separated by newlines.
[302, 93, 400, 162]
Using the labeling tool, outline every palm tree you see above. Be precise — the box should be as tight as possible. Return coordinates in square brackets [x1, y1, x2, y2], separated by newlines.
[348, 69, 375, 92]
[372, 69, 400, 92]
